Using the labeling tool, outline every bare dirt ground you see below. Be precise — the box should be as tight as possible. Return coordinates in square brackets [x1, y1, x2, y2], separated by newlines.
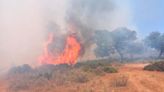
[1, 63, 164, 92]
[74, 63, 164, 92]
[108, 63, 164, 92]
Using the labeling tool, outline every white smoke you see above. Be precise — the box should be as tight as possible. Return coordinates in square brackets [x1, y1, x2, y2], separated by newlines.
[0, 0, 45, 69]
[0, 0, 134, 70]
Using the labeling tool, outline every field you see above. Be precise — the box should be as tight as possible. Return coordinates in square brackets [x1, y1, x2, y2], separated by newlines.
[1, 61, 164, 92]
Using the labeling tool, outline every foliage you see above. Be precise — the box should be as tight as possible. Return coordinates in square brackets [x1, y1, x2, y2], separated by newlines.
[125, 41, 144, 56]
[94, 30, 113, 58]
[94, 27, 138, 61]
[145, 32, 164, 58]
[103, 66, 118, 73]
[144, 61, 164, 71]
[77, 59, 118, 75]
[111, 27, 137, 61]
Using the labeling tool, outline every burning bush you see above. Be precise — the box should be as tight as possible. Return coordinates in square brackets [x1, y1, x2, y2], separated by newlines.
[144, 61, 164, 71]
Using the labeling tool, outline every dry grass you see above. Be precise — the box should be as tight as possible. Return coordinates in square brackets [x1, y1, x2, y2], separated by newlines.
[111, 74, 129, 87]
[2, 63, 164, 92]
[6, 59, 118, 92]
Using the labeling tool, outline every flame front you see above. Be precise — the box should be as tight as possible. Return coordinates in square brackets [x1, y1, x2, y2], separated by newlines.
[39, 33, 81, 65]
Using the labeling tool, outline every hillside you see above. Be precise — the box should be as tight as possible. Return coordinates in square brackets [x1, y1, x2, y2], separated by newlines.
[1, 63, 164, 92]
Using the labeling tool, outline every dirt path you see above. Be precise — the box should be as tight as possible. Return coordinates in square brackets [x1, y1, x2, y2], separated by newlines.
[111, 63, 164, 92]
[67, 63, 164, 92]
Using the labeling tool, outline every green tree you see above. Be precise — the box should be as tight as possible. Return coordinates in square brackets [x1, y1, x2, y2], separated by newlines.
[94, 30, 113, 58]
[111, 27, 137, 62]
[94, 28, 137, 62]
[125, 41, 144, 60]
[145, 32, 164, 58]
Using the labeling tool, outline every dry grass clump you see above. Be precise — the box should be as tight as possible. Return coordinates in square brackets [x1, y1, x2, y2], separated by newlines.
[111, 74, 129, 87]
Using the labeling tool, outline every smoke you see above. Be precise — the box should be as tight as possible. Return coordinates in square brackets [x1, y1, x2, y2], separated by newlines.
[66, 0, 114, 49]
[0, 0, 45, 69]
[0, 0, 133, 69]
[65, 0, 133, 59]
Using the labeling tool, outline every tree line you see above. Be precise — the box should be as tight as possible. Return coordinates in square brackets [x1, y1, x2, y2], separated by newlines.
[93, 27, 164, 61]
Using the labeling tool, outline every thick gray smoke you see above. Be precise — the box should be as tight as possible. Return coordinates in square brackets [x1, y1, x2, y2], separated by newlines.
[0, 0, 133, 70]
[66, 0, 115, 57]
[64, 0, 133, 59]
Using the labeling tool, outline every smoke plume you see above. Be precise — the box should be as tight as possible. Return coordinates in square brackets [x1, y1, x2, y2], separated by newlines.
[0, 0, 133, 69]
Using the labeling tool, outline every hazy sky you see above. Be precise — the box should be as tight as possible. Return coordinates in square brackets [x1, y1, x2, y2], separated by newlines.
[131, 0, 164, 37]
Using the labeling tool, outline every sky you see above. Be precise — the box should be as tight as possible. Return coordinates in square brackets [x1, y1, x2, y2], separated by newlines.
[130, 0, 164, 37]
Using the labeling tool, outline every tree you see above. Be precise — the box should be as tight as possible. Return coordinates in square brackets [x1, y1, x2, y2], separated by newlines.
[111, 27, 137, 62]
[94, 30, 113, 58]
[125, 41, 144, 60]
[93, 28, 137, 61]
[145, 32, 164, 58]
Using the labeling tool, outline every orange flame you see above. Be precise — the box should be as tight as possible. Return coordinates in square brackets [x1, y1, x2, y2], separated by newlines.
[39, 33, 81, 65]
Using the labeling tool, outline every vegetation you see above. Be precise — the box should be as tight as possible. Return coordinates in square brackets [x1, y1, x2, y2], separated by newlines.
[7, 59, 118, 92]
[111, 28, 137, 62]
[111, 74, 129, 87]
[103, 66, 117, 73]
[94, 28, 144, 62]
[94, 30, 113, 58]
[145, 32, 164, 58]
[94, 29, 164, 62]
[144, 61, 164, 71]
[8, 64, 32, 75]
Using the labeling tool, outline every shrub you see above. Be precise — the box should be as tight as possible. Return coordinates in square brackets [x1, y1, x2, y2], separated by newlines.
[103, 66, 118, 73]
[78, 59, 118, 75]
[144, 61, 164, 71]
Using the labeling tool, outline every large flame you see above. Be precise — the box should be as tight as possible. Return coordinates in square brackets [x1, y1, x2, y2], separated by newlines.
[39, 33, 81, 65]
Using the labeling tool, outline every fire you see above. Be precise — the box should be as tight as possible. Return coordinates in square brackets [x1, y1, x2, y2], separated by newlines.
[39, 33, 81, 65]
